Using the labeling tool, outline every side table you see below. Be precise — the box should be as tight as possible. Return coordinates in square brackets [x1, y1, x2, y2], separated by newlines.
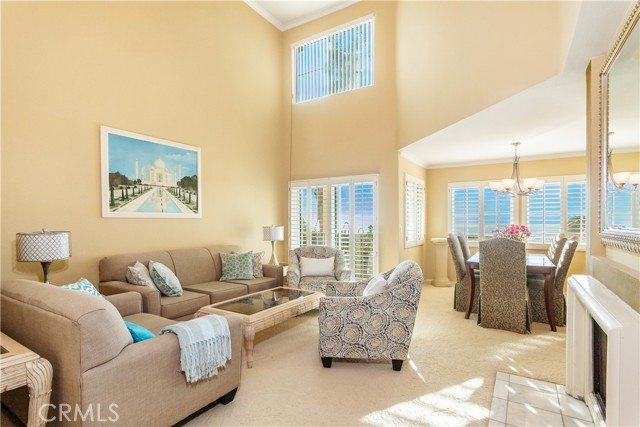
[0, 332, 53, 427]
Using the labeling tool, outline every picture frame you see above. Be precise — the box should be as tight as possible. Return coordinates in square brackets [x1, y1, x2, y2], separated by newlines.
[100, 126, 202, 218]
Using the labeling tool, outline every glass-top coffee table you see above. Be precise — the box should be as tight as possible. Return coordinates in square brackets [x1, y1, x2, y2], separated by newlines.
[196, 287, 322, 368]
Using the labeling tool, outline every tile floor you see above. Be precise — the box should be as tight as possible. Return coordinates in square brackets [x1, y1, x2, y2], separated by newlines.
[490, 372, 596, 427]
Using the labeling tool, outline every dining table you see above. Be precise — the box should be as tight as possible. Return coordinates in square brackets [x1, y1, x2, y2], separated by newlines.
[465, 252, 558, 331]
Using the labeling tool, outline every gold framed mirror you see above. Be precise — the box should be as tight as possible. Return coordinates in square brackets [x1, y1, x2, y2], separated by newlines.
[599, 1, 640, 253]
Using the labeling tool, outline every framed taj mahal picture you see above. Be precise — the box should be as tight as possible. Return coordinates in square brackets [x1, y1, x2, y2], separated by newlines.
[100, 126, 202, 218]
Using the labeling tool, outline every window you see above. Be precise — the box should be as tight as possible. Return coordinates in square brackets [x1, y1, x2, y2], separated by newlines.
[607, 184, 639, 230]
[292, 15, 374, 104]
[449, 177, 587, 245]
[290, 175, 378, 280]
[405, 175, 425, 247]
[525, 177, 587, 244]
[449, 183, 515, 241]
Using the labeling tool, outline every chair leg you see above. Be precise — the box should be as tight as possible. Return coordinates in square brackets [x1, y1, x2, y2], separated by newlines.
[321, 357, 332, 368]
[392, 359, 403, 371]
[217, 387, 238, 405]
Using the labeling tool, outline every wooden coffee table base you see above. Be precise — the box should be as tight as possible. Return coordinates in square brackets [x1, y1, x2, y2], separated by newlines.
[1, 333, 53, 427]
[197, 287, 322, 368]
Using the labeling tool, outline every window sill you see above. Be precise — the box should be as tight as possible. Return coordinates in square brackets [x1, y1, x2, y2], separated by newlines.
[405, 241, 424, 249]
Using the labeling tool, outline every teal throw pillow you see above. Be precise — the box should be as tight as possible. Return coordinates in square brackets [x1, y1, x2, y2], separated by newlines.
[220, 251, 254, 281]
[149, 261, 183, 296]
[124, 321, 155, 343]
[61, 278, 103, 298]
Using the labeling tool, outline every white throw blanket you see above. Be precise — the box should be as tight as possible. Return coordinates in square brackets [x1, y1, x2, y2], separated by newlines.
[160, 315, 231, 383]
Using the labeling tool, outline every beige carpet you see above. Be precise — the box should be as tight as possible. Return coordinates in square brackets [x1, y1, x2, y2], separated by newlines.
[184, 284, 566, 427]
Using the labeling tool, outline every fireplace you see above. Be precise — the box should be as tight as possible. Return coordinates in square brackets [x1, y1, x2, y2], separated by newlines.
[566, 275, 640, 427]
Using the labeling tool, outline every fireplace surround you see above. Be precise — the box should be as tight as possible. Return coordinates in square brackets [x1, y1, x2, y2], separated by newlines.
[566, 275, 640, 426]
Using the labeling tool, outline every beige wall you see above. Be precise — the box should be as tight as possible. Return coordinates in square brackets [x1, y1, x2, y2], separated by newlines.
[1, 2, 286, 284]
[425, 156, 589, 283]
[395, 1, 579, 148]
[282, 1, 402, 271]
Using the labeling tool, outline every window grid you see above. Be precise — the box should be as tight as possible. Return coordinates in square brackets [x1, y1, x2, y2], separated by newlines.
[292, 16, 374, 104]
[290, 175, 378, 281]
[405, 175, 425, 247]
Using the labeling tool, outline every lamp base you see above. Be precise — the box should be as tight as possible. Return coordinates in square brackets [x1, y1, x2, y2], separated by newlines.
[269, 241, 279, 265]
[40, 261, 53, 284]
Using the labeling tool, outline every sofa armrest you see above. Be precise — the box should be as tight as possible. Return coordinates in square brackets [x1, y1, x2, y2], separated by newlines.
[262, 264, 283, 286]
[105, 292, 143, 317]
[99, 281, 161, 316]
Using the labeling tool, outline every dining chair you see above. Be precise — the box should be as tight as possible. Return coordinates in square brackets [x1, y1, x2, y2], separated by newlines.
[527, 239, 578, 326]
[447, 233, 478, 313]
[547, 233, 567, 265]
[478, 237, 531, 334]
[453, 232, 472, 262]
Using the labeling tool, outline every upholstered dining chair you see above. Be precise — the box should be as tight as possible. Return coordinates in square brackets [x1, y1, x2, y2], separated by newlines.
[453, 232, 472, 262]
[447, 233, 479, 313]
[527, 239, 578, 326]
[547, 233, 567, 265]
[478, 238, 531, 334]
[287, 246, 351, 293]
[318, 260, 423, 371]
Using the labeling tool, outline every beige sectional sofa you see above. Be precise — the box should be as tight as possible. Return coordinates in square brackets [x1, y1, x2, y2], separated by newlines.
[0, 279, 243, 427]
[99, 245, 283, 320]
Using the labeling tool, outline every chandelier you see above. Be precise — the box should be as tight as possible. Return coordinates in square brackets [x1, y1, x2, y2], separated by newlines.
[489, 142, 545, 196]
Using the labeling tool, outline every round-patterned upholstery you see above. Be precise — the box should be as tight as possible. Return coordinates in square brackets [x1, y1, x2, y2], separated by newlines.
[318, 260, 423, 361]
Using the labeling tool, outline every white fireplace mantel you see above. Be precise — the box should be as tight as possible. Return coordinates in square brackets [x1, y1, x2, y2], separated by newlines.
[566, 275, 640, 427]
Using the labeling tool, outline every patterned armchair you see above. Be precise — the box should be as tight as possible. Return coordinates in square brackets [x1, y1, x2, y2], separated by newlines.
[527, 239, 578, 326]
[478, 238, 531, 334]
[287, 246, 351, 292]
[318, 260, 423, 371]
[447, 234, 479, 313]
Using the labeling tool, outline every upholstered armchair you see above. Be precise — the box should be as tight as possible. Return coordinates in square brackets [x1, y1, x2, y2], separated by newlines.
[447, 234, 479, 313]
[318, 260, 423, 371]
[478, 238, 531, 334]
[527, 239, 578, 326]
[287, 246, 351, 292]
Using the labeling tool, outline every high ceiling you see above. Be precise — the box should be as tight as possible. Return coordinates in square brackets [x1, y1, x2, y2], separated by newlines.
[245, 0, 359, 31]
[246, 1, 636, 168]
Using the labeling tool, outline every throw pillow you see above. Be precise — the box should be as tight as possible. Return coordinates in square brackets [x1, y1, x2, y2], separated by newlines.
[61, 278, 103, 298]
[126, 261, 157, 289]
[124, 321, 155, 343]
[149, 261, 183, 296]
[220, 251, 254, 281]
[253, 251, 265, 278]
[363, 273, 387, 296]
[300, 256, 334, 277]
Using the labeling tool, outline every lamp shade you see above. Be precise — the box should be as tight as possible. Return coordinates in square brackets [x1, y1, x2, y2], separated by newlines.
[263, 225, 284, 242]
[16, 229, 71, 262]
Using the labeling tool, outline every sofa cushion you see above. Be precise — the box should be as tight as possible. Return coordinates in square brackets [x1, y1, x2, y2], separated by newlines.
[160, 291, 209, 319]
[363, 273, 387, 296]
[220, 251, 254, 280]
[126, 261, 157, 289]
[182, 281, 248, 304]
[253, 251, 265, 278]
[150, 261, 183, 297]
[99, 251, 174, 283]
[228, 277, 277, 294]
[124, 320, 155, 342]
[124, 313, 176, 335]
[206, 245, 242, 280]
[300, 256, 334, 277]
[61, 278, 103, 298]
[169, 247, 217, 286]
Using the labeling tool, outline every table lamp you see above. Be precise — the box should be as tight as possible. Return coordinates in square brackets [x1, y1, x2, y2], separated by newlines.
[263, 225, 284, 265]
[16, 229, 71, 284]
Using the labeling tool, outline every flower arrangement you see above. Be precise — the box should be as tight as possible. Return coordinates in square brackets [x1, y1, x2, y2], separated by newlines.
[493, 224, 531, 242]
